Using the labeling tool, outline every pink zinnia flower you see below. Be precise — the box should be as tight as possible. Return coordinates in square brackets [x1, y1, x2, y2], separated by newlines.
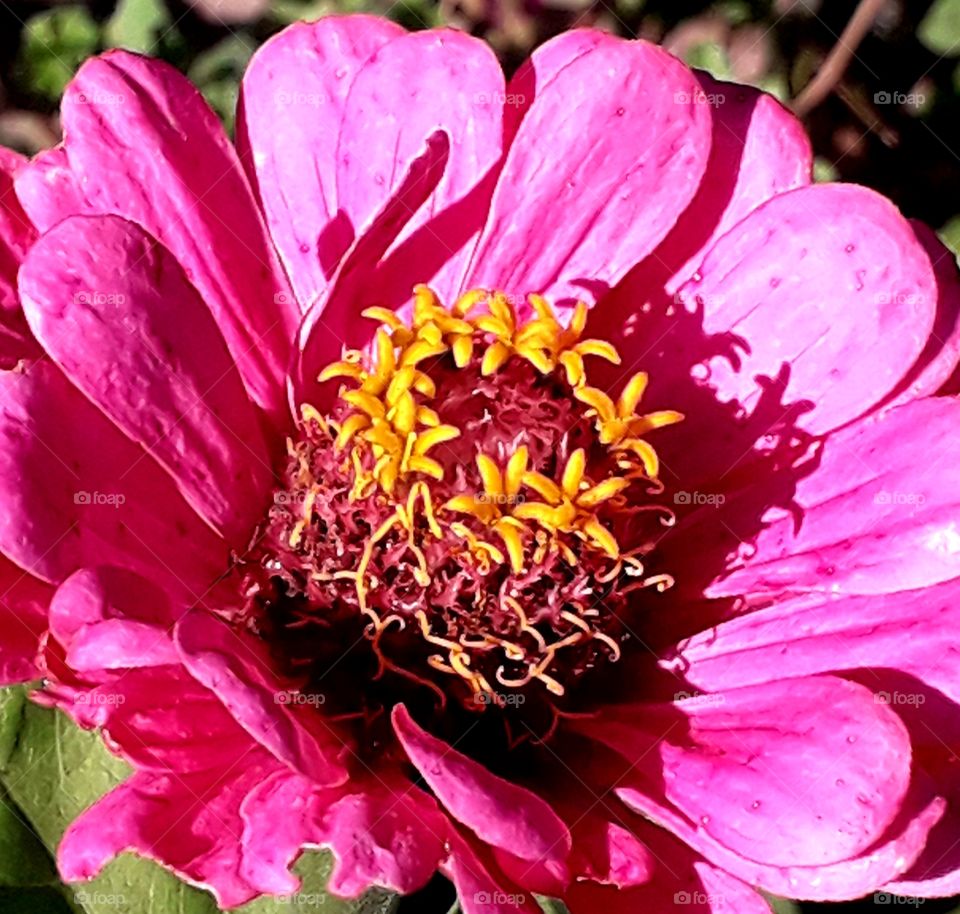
[1, 16, 959, 912]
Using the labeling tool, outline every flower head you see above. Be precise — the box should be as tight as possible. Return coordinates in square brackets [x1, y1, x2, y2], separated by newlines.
[0, 16, 959, 914]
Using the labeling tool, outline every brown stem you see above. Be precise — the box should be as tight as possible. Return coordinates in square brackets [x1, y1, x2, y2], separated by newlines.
[791, 0, 887, 117]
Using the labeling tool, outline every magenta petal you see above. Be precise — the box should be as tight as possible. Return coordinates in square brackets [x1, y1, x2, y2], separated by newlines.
[446, 829, 542, 914]
[0, 360, 224, 598]
[392, 705, 570, 870]
[0, 148, 35, 323]
[0, 552, 50, 684]
[320, 782, 448, 896]
[58, 755, 282, 909]
[676, 183, 936, 433]
[48, 567, 177, 672]
[709, 396, 960, 602]
[335, 29, 504, 301]
[676, 578, 960, 703]
[883, 221, 960, 407]
[578, 677, 912, 868]
[503, 30, 607, 144]
[463, 33, 711, 306]
[14, 51, 297, 418]
[175, 609, 350, 786]
[297, 130, 450, 403]
[240, 768, 448, 897]
[20, 215, 273, 546]
[238, 16, 403, 309]
[617, 780, 943, 902]
[564, 824, 771, 914]
[645, 73, 812, 296]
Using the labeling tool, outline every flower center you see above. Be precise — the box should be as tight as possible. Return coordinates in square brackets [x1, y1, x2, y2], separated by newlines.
[240, 286, 681, 733]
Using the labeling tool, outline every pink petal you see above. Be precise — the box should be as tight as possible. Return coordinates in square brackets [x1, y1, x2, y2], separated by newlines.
[14, 51, 297, 419]
[175, 609, 350, 786]
[58, 754, 281, 909]
[237, 15, 403, 309]
[0, 551, 50, 684]
[577, 677, 913, 868]
[673, 580, 960, 898]
[564, 824, 771, 914]
[463, 33, 711, 307]
[617, 777, 943, 902]
[392, 705, 570, 872]
[297, 130, 450, 404]
[0, 148, 35, 324]
[675, 183, 936, 434]
[883, 221, 960, 407]
[658, 73, 813, 295]
[566, 817, 652, 889]
[239, 768, 449, 897]
[676, 578, 960, 702]
[48, 566, 177, 671]
[39, 566, 253, 768]
[334, 28, 504, 305]
[881, 684, 960, 898]
[445, 829, 542, 914]
[587, 72, 812, 373]
[20, 215, 273, 546]
[0, 360, 225, 600]
[503, 30, 607, 143]
[707, 396, 960, 602]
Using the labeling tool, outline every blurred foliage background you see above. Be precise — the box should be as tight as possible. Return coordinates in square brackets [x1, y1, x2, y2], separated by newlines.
[0, 0, 959, 913]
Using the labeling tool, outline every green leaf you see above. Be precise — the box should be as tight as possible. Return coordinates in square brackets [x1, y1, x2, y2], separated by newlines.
[103, 0, 171, 54]
[0, 685, 26, 768]
[940, 215, 960, 261]
[0, 689, 398, 914]
[919, 0, 960, 57]
[683, 42, 732, 81]
[16, 7, 101, 102]
[0, 784, 58, 887]
[813, 157, 839, 184]
[0, 886, 77, 914]
[764, 894, 800, 914]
